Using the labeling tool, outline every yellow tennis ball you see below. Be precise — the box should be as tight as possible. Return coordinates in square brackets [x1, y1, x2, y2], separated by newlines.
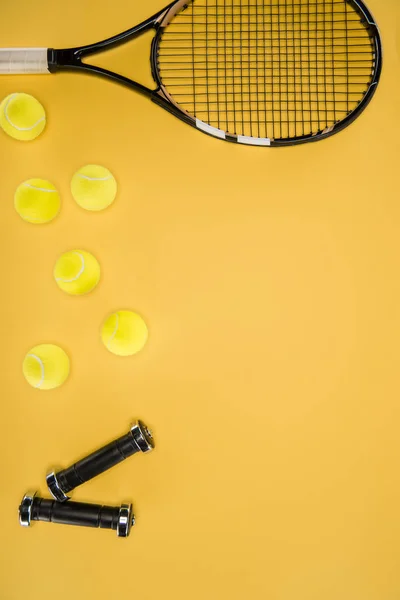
[0, 92, 46, 141]
[101, 310, 148, 357]
[54, 250, 101, 295]
[23, 344, 70, 390]
[71, 164, 117, 211]
[14, 178, 61, 224]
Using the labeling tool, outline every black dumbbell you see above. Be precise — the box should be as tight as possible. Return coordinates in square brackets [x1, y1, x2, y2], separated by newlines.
[46, 420, 154, 501]
[19, 492, 134, 537]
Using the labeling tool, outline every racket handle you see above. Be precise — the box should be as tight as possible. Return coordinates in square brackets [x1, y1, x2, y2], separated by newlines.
[46, 420, 154, 502]
[0, 48, 49, 74]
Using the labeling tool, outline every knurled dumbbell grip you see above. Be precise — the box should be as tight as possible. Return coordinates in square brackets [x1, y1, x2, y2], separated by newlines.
[32, 497, 119, 530]
[47, 421, 154, 501]
[56, 431, 141, 494]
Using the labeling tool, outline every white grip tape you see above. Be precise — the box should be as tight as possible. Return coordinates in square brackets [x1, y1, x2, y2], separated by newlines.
[0, 48, 49, 74]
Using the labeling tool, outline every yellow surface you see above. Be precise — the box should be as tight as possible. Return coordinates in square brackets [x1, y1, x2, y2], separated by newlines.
[0, 1, 400, 598]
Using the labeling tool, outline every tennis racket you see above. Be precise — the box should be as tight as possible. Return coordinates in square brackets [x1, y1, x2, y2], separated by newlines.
[0, 0, 382, 147]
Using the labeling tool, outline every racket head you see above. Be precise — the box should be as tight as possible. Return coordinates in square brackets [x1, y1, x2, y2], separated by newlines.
[153, 0, 382, 146]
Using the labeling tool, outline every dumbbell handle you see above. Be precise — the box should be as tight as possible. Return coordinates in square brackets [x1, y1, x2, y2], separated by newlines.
[19, 492, 133, 537]
[47, 420, 154, 501]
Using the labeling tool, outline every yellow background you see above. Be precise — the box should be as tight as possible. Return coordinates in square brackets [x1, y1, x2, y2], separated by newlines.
[1, 1, 400, 598]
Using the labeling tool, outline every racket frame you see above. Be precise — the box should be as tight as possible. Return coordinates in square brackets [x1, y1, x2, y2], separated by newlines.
[44, 0, 382, 146]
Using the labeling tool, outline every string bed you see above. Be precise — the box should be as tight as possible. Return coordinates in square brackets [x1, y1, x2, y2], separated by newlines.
[157, 0, 376, 140]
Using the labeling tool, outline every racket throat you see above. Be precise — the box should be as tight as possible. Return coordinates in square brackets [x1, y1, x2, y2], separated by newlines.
[48, 48, 155, 98]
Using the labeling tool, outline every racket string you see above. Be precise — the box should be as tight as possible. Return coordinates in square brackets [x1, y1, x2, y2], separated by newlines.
[157, 0, 376, 141]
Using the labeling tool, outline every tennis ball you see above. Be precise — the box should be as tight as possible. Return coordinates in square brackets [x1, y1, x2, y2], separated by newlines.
[14, 178, 60, 224]
[0, 92, 46, 140]
[71, 164, 117, 211]
[101, 310, 148, 357]
[54, 250, 101, 295]
[23, 344, 70, 390]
